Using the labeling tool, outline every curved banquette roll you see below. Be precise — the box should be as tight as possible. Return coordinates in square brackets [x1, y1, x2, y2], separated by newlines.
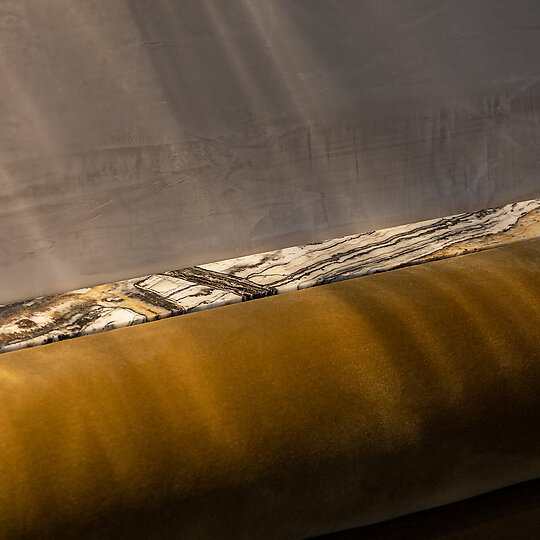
[0, 238, 538, 539]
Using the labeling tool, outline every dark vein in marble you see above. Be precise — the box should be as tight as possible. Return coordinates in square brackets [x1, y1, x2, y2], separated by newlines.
[165, 267, 276, 300]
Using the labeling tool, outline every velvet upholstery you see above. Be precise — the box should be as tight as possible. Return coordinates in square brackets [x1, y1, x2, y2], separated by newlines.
[0, 238, 538, 539]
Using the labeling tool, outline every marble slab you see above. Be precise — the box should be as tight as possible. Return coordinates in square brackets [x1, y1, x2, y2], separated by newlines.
[1, 198, 539, 354]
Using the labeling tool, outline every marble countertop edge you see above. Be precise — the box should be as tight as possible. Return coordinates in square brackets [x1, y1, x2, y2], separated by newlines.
[1, 197, 539, 355]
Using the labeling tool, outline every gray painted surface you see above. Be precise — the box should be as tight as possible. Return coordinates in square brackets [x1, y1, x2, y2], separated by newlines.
[1, 0, 539, 303]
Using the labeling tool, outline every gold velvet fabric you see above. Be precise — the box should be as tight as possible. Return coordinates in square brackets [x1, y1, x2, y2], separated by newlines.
[0, 238, 538, 539]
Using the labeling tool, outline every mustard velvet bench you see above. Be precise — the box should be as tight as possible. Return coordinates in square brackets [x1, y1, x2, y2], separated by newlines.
[0, 237, 538, 539]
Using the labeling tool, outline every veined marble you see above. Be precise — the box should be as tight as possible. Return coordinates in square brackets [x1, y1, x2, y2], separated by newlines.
[1, 198, 539, 354]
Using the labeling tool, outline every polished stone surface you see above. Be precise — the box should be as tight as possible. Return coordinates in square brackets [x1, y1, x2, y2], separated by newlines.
[1, 198, 538, 354]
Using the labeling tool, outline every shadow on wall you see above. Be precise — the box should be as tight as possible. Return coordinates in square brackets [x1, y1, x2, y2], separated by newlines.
[0, 0, 540, 303]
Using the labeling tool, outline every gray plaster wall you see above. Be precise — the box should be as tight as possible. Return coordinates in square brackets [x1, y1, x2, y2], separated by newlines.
[1, 0, 539, 303]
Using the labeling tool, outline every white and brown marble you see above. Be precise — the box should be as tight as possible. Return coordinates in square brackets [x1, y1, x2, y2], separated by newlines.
[1, 198, 539, 354]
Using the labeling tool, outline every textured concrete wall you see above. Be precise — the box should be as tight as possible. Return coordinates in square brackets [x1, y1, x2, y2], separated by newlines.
[1, 0, 539, 303]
